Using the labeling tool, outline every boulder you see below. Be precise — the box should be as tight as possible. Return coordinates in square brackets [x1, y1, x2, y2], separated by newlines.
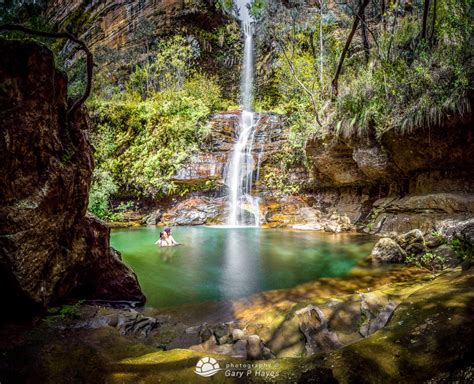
[78, 215, 146, 303]
[198, 323, 213, 343]
[0, 39, 144, 317]
[439, 218, 474, 245]
[360, 301, 397, 337]
[405, 242, 428, 256]
[397, 229, 425, 248]
[232, 339, 248, 358]
[433, 244, 461, 268]
[117, 312, 160, 337]
[232, 328, 246, 341]
[425, 233, 446, 248]
[296, 304, 342, 355]
[246, 335, 263, 360]
[371, 238, 407, 263]
[144, 210, 162, 225]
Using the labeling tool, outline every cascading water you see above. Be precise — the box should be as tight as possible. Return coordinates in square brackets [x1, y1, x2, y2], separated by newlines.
[226, 1, 261, 226]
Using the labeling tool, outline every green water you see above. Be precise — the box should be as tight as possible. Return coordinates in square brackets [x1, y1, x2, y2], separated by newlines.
[110, 226, 374, 308]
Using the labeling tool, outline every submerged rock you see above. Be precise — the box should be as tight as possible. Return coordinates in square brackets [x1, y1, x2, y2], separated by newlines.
[0, 39, 144, 316]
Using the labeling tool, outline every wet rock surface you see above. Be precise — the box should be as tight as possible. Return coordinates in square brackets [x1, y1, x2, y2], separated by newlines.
[172, 111, 287, 186]
[161, 196, 228, 225]
[0, 39, 144, 315]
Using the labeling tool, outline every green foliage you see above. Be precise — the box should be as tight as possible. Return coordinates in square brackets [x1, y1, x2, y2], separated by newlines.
[127, 35, 193, 99]
[405, 251, 446, 274]
[88, 169, 118, 219]
[89, 72, 229, 201]
[450, 239, 472, 261]
[256, 0, 472, 145]
[249, 0, 267, 19]
[336, 0, 472, 138]
[85, 31, 234, 212]
[45, 300, 84, 323]
[216, 0, 234, 13]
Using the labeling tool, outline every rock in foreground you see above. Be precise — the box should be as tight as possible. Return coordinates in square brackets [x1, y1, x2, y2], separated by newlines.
[0, 39, 144, 317]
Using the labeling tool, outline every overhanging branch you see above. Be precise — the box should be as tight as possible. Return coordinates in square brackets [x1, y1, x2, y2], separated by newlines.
[0, 24, 94, 120]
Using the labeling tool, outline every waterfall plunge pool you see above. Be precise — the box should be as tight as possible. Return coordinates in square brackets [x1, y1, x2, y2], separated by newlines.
[110, 226, 374, 308]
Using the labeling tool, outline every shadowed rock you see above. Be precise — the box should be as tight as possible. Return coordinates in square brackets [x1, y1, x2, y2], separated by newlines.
[296, 304, 342, 355]
[0, 39, 144, 318]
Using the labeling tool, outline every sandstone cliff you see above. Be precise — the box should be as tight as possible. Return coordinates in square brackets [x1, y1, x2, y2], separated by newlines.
[305, 115, 474, 233]
[0, 38, 145, 318]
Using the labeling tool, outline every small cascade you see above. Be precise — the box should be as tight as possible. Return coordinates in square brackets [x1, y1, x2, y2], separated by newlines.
[225, 2, 261, 226]
[227, 111, 260, 226]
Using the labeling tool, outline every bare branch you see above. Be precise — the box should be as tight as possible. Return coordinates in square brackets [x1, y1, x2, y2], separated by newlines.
[277, 39, 322, 127]
[331, 0, 370, 97]
[0, 24, 94, 120]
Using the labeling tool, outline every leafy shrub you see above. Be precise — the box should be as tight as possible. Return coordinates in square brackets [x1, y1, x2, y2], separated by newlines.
[45, 300, 85, 324]
[406, 252, 446, 274]
[89, 72, 230, 201]
[88, 169, 118, 219]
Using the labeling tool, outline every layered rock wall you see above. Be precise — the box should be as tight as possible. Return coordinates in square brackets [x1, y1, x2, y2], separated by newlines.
[305, 115, 474, 233]
[173, 111, 287, 186]
[46, 0, 227, 50]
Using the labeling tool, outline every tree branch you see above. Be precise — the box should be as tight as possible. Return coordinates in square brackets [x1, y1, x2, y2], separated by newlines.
[0, 24, 94, 120]
[331, 0, 370, 97]
[277, 39, 322, 127]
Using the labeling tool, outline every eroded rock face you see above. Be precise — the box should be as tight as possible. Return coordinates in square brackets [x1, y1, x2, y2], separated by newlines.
[305, 117, 473, 232]
[47, 0, 229, 50]
[306, 119, 473, 189]
[370, 193, 474, 234]
[0, 39, 144, 316]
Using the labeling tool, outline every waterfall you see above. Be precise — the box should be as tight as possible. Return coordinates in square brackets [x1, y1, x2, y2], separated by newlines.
[225, 2, 260, 226]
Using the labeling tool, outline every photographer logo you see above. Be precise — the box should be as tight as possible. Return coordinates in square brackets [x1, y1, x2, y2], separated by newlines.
[194, 357, 221, 377]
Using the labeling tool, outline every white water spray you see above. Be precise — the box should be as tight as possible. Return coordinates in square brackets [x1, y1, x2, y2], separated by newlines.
[226, 1, 260, 226]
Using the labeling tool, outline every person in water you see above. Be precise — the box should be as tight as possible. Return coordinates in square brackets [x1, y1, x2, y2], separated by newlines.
[155, 231, 170, 247]
[164, 227, 178, 246]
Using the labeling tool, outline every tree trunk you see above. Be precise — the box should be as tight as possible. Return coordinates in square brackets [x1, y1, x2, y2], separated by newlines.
[421, 0, 430, 40]
[429, 0, 437, 44]
[319, 0, 324, 88]
[360, 1, 370, 63]
[387, 0, 400, 61]
[381, 0, 386, 30]
[331, 0, 370, 96]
